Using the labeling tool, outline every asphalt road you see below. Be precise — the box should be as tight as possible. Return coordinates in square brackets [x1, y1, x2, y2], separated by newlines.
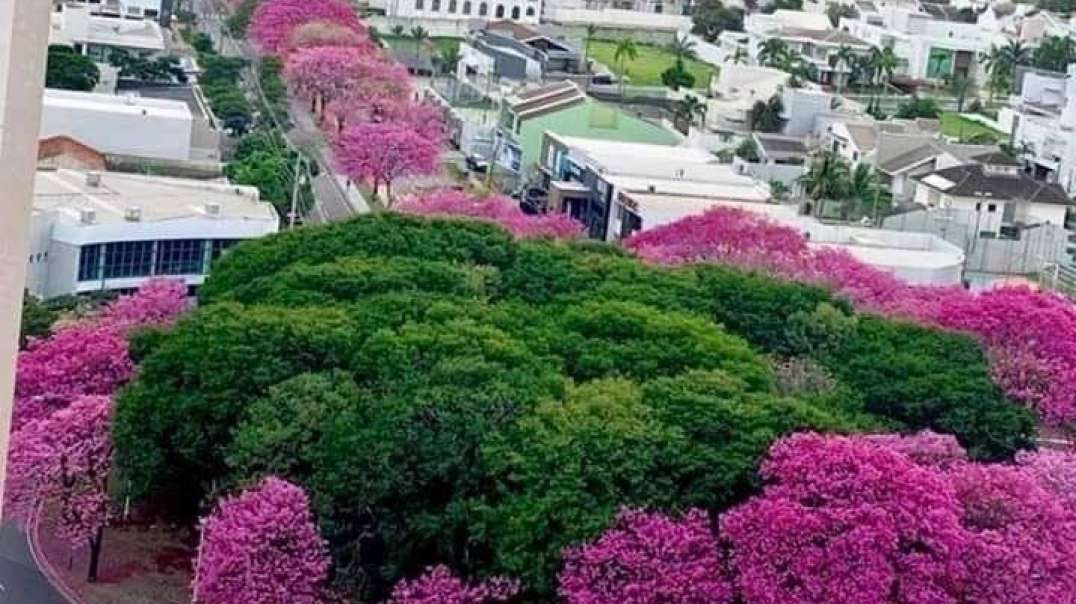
[0, 522, 68, 604]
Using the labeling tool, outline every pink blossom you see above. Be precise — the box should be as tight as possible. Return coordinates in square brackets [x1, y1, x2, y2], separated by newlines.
[285, 45, 371, 118]
[284, 20, 371, 55]
[249, 0, 364, 55]
[5, 396, 113, 549]
[1015, 449, 1076, 514]
[194, 477, 330, 604]
[397, 189, 584, 240]
[558, 508, 731, 604]
[859, 430, 968, 469]
[98, 278, 188, 329]
[389, 566, 519, 604]
[334, 122, 439, 200]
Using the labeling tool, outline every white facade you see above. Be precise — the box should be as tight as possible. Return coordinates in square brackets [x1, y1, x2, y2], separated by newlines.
[384, 0, 541, 23]
[1007, 67, 1076, 194]
[541, 5, 691, 30]
[68, 0, 169, 22]
[40, 88, 195, 161]
[28, 169, 279, 298]
[49, 3, 165, 60]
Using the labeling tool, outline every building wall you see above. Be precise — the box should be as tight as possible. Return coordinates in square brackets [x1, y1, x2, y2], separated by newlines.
[512, 99, 680, 173]
[388, 0, 541, 23]
[40, 91, 193, 161]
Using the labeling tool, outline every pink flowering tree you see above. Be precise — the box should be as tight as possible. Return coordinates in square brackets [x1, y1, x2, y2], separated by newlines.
[627, 206, 1076, 427]
[389, 566, 518, 604]
[15, 324, 132, 413]
[381, 100, 449, 147]
[558, 508, 731, 604]
[334, 122, 439, 203]
[719, 432, 969, 603]
[859, 430, 969, 468]
[284, 20, 371, 55]
[248, 0, 364, 55]
[194, 477, 330, 604]
[950, 462, 1076, 603]
[98, 278, 187, 330]
[1015, 449, 1076, 514]
[284, 46, 369, 118]
[397, 190, 584, 240]
[324, 55, 412, 131]
[6, 396, 114, 582]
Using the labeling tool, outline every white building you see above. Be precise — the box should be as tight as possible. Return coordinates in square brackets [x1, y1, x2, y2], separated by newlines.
[912, 153, 1073, 240]
[538, 133, 771, 240]
[66, 0, 174, 25]
[49, 2, 165, 61]
[841, 6, 1010, 83]
[40, 89, 197, 161]
[541, 1, 692, 31]
[383, 0, 541, 24]
[705, 65, 791, 135]
[27, 168, 279, 298]
[1002, 65, 1076, 194]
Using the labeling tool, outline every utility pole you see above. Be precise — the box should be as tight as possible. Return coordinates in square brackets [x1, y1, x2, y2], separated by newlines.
[0, 0, 51, 512]
[288, 154, 304, 228]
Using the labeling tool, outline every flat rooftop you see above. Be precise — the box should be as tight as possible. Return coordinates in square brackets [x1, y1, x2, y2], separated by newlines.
[51, 11, 166, 51]
[44, 88, 192, 121]
[34, 169, 275, 225]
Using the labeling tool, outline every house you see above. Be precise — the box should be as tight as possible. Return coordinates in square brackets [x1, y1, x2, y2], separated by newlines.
[875, 132, 997, 201]
[50, 2, 166, 62]
[842, 5, 1010, 84]
[912, 154, 1074, 241]
[999, 65, 1076, 194]
[493, 80, 680, 176]
[385, 0, 541, 23]
[457, 21, 581, 82]
[540, 1, 692, 31]
[733, 133, 811, 194]
[705, 65, 791, 136]
[534, 133, 771, 240]
[66, 0, 175, 26]
[40, 88, 220, 162]
[27, 168, 278, 298]
[824, 120, 878, 164]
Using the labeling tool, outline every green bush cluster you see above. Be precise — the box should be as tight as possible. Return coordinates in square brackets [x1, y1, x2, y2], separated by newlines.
[116, 213, 1035, 596]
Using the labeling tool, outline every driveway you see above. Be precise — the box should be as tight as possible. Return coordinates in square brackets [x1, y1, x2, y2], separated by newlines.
[0, 522, 69, 604]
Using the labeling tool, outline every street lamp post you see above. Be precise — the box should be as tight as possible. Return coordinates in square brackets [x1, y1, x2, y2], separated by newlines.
[0, 0, 51, 512]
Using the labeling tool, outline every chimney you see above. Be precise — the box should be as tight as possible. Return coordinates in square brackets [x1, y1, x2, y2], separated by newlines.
[124, 206, 142, 221]
[85, 171, 101, 187]
[79, 208, 96, 224]
[204, 201, 221, 217]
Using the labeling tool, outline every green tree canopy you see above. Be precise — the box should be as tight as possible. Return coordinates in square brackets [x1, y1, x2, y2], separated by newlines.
[45, 45, 100, 91]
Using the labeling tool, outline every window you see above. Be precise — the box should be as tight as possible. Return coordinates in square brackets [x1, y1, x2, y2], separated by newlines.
[211, 239, 239, 261]
[144, 8, 158, 18]
[415, 0, 424, 9]
[526, 6, 534, 15]
[155, 239, 205, 275]
[463, 1, 472, 13]
[102, 241, 153, 279]
[432, 0, 441, 9]
[975, 202, 982, 211]
[449, 0, 457, 11]
[511, 5, 520, 18]
[479, 2, 488, 15]
[495, 4, 505, 17]
[987, 203, 997, 213]
[78, 244, 102, 281]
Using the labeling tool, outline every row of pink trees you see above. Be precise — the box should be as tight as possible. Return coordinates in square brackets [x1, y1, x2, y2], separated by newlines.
[559, 432, 1076, 604]
[5, 280, 187, 582]
[626, 206, 1076, 427]
[250, 0, 445, 204]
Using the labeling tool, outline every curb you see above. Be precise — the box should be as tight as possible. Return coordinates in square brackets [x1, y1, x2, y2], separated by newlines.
[26, 508, 86, 604]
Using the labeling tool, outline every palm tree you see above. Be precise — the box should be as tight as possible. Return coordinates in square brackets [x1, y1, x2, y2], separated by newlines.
[1033, 35, 1076, 72]
[390, 24, 406, 38]
[726, 47, 748, 65]
[748, 93, 785, 132]
[980, 45, 1005, 102]
[758, 38, 789, 69]
[436, 45, 461, 78]
[668, 33, 698, 62]
[674, 95, 707, 130]
[868, 46, 898, 89]
[613, 38, 638, 96]
[833, 44, 856, 93]
[582, 23, 598, 74]
[409, 25, 429, 68]
[799, 152, 850, 208]
[998, 39, 1031, 89]
[847, 162, 882, 219]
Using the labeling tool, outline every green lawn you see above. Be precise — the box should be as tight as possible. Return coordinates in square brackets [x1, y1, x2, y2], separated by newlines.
[382, 35, 460, 59]
[939, 113, 1006, 143]
[586, 39, 716, 89]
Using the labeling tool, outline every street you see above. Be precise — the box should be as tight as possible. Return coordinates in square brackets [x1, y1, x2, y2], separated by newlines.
[0, 523, 68, 604]
[190, 0, 369, 223]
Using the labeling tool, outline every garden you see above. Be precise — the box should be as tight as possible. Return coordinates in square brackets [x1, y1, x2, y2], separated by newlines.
[586, 39, 716, 89]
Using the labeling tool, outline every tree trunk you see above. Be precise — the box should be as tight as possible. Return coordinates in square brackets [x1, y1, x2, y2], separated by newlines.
[385, 181, 393, 207]
[87, 528, 103, 583]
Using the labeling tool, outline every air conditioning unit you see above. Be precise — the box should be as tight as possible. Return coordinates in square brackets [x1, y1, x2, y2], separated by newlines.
[124, 206, 142, 221]
[79, 208, 96, 224]
[85, 172, 101, 187]
[205, 202, 221, 217]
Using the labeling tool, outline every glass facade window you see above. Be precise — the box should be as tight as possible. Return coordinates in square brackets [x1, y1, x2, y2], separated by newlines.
[211, 239, 239, 260]
[156, 239, 206, 275]
[103, 241, 154, 279]
[78, 244, 101, 281]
